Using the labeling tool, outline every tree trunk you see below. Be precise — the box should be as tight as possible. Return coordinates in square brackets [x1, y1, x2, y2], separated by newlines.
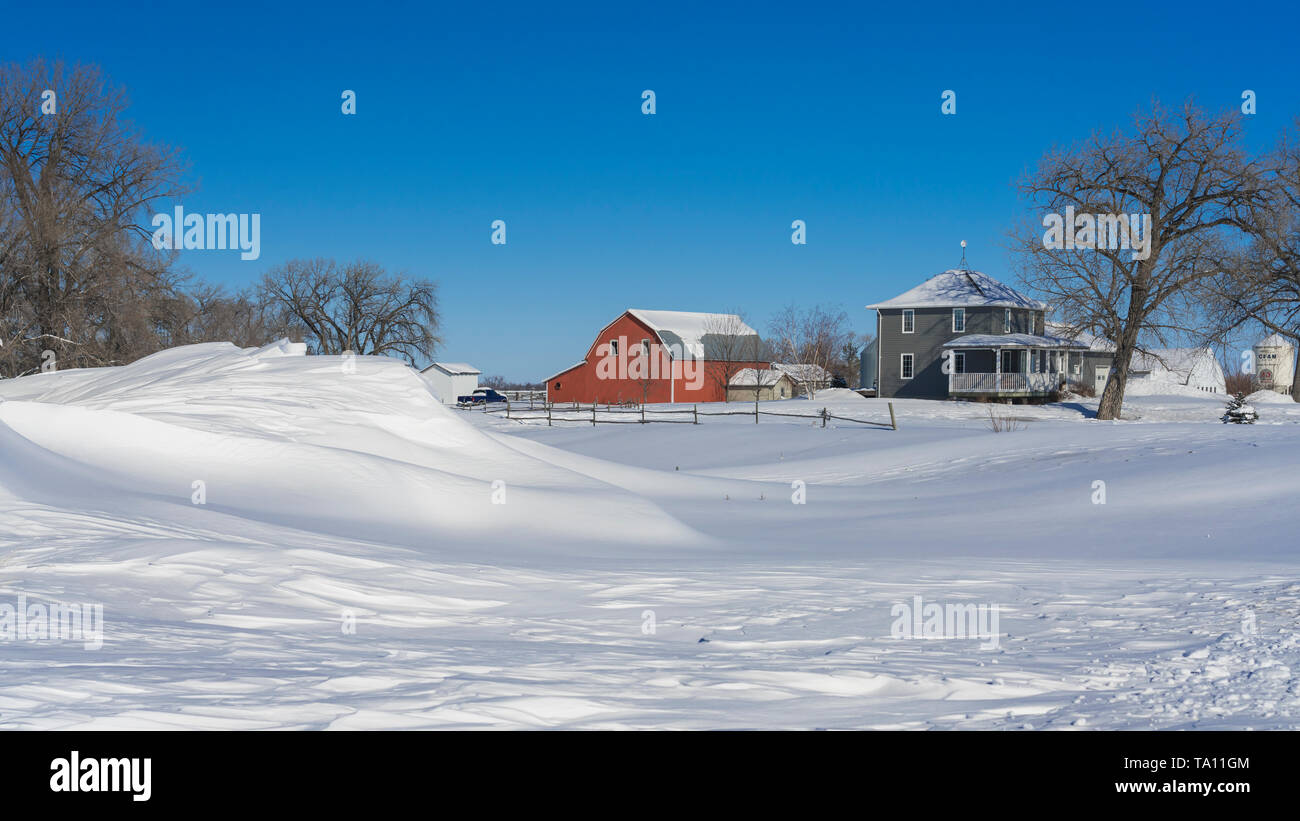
[1096, 285, 1149, 420]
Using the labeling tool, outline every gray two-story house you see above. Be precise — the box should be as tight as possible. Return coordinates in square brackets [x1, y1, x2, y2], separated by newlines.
[866, 269, 1089, 400]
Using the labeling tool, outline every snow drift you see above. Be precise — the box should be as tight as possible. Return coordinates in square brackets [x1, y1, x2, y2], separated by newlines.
[0, 341, 702, 555]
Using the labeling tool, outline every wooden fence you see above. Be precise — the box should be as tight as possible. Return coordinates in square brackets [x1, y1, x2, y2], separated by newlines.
[459, 399, 897, 430]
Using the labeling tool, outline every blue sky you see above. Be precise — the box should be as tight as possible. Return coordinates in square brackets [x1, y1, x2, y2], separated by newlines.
[7, 0, 1297, 379]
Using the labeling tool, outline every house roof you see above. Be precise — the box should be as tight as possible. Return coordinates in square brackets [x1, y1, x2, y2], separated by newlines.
[943, 333, 1089, 349]
[423, 362, 481, 375]
[771, 363, 832, 381]
[625, 309, 760, 360]
[866, 269, 1048, 311]
[729, 368, 790, 387]
[1044, 323, 1111, 351]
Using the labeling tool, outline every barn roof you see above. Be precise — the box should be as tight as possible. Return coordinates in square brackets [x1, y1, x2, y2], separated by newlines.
[1128, 348, 1216, 376]
[626, 309, 760, 360]
[866, 269, 1048, 311]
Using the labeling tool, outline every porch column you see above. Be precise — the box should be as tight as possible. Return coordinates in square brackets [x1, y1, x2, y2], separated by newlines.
[948, 350, 954, 395]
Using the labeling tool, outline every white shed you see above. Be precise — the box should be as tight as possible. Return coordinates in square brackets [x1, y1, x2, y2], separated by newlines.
[421, 362, 481, 404]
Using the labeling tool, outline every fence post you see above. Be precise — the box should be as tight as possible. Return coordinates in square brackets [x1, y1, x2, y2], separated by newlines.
[888, 402, 897, 430]
[693, 404, 698, 424]
[821, 407, 827, 428]
[754, 395, 759, 424]
[506, 401, 510, 420]
[547, 403, 552, 427]
[592, 404, 596, 427]
[641, 404, 645, 424]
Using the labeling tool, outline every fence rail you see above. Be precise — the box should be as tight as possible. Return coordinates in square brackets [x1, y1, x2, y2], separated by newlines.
[951, 372, 1059, 393]
[458, 400, 897, 430]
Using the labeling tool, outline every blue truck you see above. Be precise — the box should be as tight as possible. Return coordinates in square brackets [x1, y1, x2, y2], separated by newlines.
[457, 388, 508, 406]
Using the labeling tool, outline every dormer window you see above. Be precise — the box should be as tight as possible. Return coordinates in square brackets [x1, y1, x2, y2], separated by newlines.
[952, 308, 965, 333]
[902, 309, 915, 334]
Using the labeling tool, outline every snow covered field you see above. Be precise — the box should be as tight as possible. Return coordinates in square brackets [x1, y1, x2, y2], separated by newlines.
[1, 342, 1298, 729]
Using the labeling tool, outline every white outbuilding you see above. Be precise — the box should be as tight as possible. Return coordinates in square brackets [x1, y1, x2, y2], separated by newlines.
[420, 362, 481, 404]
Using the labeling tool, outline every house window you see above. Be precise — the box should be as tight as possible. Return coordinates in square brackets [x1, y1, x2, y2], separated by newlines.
[954, 352, 966, 374]
[641, 338, 651, 355]
[952, 308, 965, 333]
[1004, 308, 1012, 333]
[902, 309, 914, 334]
[901, 353, 914, 379]
[609, 339, 619, 356]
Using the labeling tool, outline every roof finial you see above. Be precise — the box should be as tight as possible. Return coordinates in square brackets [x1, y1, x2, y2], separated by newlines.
[959, 239, 968, 270]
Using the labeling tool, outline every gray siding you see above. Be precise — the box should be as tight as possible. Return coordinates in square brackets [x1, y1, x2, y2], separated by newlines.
[876, 306, 1044, 399]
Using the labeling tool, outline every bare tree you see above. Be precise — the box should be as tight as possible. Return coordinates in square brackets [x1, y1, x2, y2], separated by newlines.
[702, 310, 763, 401]
[169, 283, 305, 349]
[1204, 120, 1300, 397]
[258, 258, 441, 365]
[766, 304, 850, 400]
[0, 58, 188, 377]
[1012, 100, 1268, 420]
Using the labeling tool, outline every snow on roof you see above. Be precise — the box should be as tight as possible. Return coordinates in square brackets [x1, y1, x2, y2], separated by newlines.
[1257, 333, 1293, 348]
[626, 309, 760, 360]
[729, 368, 788, 387]
[944, 333, 1088, 349]
[423, 362, 481, 375]
[1129, 348, 1215, 376]
[866, 269, 1048, 311]
[1044, 325, 1222, 380]
[772, 363, 832, 381]
[1044, 322, 1111, 351]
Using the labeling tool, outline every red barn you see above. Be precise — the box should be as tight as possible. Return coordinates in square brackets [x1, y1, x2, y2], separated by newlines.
[546, 309, 770, 404]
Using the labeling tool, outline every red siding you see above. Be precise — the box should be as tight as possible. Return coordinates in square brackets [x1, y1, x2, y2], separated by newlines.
[548, 312, 769, 404]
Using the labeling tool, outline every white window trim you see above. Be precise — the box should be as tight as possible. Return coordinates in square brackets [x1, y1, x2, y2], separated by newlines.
[952, 308, 965, 333]
[1004, 308, 1012, 333]
[900, 353, 914, 380]
[902, 309, 915, 334]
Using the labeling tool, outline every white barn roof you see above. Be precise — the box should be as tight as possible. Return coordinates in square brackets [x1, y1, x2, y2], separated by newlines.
[626, 309, 759, 360]
[867, 269, 1048, 311]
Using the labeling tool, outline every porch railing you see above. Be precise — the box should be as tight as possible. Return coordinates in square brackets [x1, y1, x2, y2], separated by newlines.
[951, 372, 1059, 393]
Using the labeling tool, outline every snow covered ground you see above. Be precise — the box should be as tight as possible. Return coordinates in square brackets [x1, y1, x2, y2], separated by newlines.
[1, 342, 1297, 729]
